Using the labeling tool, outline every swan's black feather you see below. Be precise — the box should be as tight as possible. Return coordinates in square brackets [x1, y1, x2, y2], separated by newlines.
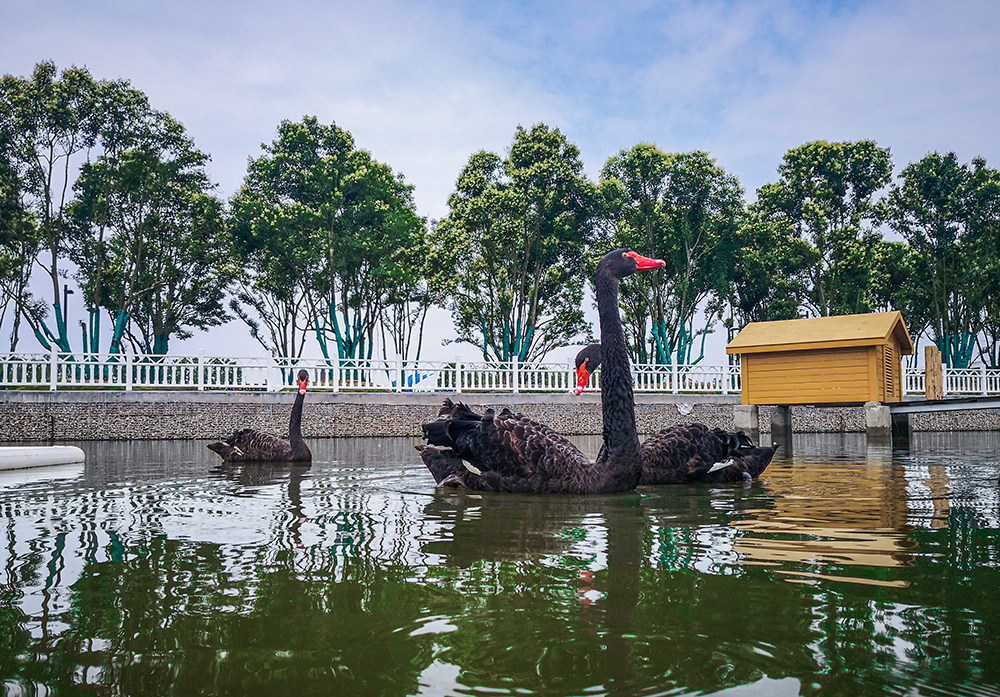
[639, 423, 777, 484]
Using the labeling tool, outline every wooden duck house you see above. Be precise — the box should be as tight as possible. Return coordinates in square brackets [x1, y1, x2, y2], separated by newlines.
[726, 311, 913, 406]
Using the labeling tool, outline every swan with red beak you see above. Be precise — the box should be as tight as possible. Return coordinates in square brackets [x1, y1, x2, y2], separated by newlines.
[574, 252, 662, 395]
[574, 344, 602, 395]
[415, 248, 667, 494]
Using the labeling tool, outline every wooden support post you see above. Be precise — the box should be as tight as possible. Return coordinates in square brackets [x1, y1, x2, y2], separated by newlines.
[925, 345, 943, 400]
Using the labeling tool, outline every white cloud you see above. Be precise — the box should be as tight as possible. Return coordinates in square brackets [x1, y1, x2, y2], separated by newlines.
[711, 0, 1000, 192]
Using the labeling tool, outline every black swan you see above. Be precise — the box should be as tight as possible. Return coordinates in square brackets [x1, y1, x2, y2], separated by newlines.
[415, 249, 665, 493]
[207, 369, 312, 463]
[574, 345, 777, 483]
[573, 343, 602, 394]
[639, 424, 777, 484]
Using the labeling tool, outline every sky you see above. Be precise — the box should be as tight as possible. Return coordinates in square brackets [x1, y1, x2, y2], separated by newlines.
[2, 0, 998, 364]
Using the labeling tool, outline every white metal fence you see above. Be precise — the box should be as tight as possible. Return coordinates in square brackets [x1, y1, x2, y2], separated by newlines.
[2, 350, 999, 396]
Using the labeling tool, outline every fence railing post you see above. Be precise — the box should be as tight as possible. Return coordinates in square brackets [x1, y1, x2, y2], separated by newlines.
[672, 362, 678, 395]
[332, 352, 340, 393]
[455, 355, 463, 394]
[721, 364, 728, 395]
[395, 354, 403, 393]
[267, 354, 276, 392]
[126, 349, 133, 391]
[513, 356, 519, 394]
[50, 348, 58, 391]
[197, 349, 204, 391]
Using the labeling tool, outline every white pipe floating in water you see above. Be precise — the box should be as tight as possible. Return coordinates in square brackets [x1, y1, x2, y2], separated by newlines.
[0, 446, 86, 471]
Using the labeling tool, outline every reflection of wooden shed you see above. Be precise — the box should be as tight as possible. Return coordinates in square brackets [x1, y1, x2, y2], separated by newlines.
[726, 311, 913, 405]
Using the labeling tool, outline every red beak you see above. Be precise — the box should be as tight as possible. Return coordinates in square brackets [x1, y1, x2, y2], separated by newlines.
[574, 365, 591, 395]
[626, 251, 665, 270]
[298, 378, 308, 395]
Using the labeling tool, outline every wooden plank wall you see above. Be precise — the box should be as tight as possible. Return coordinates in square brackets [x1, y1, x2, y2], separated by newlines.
[743, 346, 874, 405]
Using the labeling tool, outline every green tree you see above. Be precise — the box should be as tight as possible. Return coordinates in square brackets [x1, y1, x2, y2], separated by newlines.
[434, 124, 597, 363]
[0, 126, 42, 351]
[0, 61, 107, 352]
[966, 159, 1000, 368]
[68, 112, 233, 355]
[755, 140, 893, 318]
[883, 153, 999, 368]
[601, 146, 743, 365]
[725, 209, 813, 329]
[864, 239, 932, 363]
[230, 116, 426, 362]
[380, 234, 438, 363]
[227, 248, 315, 358]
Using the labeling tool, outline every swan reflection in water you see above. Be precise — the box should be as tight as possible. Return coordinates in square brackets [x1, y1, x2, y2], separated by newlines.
[419, 489, 647, 689]
[210, 461, 311, 548]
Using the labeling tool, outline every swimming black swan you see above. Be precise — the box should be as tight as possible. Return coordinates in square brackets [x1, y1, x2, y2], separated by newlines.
[415, 249, 665, 493]
[207, 369, 312, 463]
[573, 343, 602, 394]
[574, 345, 777, 483]
[639, 424, 778, 484]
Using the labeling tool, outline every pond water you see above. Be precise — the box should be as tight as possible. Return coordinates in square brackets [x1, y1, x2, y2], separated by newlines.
[1, 433, 999, 697]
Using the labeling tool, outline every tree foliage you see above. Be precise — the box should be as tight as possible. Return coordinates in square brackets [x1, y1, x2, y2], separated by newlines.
[755, 140, 892, 318]
[230, 116, 426, 361]
[0, 61, 107, 351]
[0, 130, 40, 351]
[5, 62, 1000, 372]
[69, 112, 233, 355]
[433, 124, 597, 363]
[726, 209, 813, 329]
[883, 153, 1000, 367]
[601, 146, 743, 365]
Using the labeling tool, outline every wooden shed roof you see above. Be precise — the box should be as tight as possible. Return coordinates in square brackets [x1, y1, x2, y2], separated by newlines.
[726, 311, 913, 355]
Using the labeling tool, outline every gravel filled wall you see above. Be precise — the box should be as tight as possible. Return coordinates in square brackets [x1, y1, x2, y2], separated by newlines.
[2, 391, 998, 442]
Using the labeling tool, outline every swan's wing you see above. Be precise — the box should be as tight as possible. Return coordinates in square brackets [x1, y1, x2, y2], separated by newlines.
[477, 409, 589, 481]
[215, 429, 292, 461]
[697, 445, 779, 483]
[639, 423, 731, 484]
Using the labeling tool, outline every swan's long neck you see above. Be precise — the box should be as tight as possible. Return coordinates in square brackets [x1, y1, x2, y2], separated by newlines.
[289, 389, 308, 457]
[595, 269, 642, 487]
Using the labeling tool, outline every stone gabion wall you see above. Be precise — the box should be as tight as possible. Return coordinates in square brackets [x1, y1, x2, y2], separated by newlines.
[0, 394, 739, 442]
[757, 404, 868, 434]
[909, 409, 1000, 431]
[3, 392, 999, 442]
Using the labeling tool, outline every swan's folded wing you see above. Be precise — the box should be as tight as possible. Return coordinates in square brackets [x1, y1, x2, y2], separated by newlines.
[640, 424, 730, 484]
[696, 445, 779, 483]
[228, 429, 292, 459]
[484, 411, 589, 479]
